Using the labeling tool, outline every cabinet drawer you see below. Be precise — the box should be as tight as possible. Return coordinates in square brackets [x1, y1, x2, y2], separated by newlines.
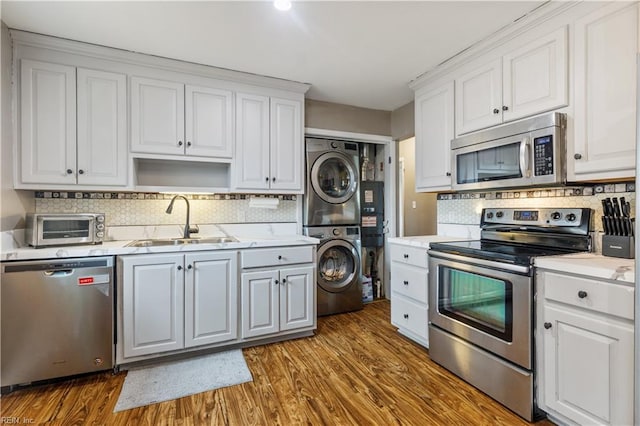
[242, 245, 314, 269]
[542, 271, 634, 320]
[390, 244, 428, 269]
[391, 295, 428, 340]
[391, 263, 428, 303]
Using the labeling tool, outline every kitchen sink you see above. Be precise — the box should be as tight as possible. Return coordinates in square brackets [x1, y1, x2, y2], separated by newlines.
[126, 237, 238, 247]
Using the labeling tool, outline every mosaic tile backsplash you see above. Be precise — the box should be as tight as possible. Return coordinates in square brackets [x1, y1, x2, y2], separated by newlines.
[35, 192, 297, 227]
[437, 183, 636, 233]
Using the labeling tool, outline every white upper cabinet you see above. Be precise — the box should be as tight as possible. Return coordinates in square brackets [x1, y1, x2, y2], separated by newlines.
[19, 60, 127, 187]
[185, 85, 233, 158]
[20, 60, 76, 185]
[455, 59, 502, 135]
[76, 68, 128, 186]
[131, 77, 233, 159]
[270, 97, 303, 191]
[233, 93, 304, 193]
[455, 26, 568, 136]
[414, 81, 455, 192]
[570, 2, 638, 181]
[502, 27, 568, 122]
[131, 77, 185, 156]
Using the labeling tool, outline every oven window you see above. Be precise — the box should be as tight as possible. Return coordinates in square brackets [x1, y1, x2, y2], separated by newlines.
[457, 142, 522, 184]
[438, 267, 513, 342]
[42, 220, 90, 239]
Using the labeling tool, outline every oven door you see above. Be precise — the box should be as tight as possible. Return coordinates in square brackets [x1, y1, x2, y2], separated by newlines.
[428, 252, 532, 369]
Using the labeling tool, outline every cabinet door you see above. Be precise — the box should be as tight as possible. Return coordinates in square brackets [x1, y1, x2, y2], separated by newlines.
[130, 77, 185, 155]
[233, 92, 270, 190]
[241, 269, 279, 338]
[455, 58, 502, 135]
[269, 97, 303, 191]
[502, 26, 568, 122]
[185, 85, 233, 158]
[76, 68, 127, 186]
[541, 305, 633, 425]
[20, 59, 76, 185]
[414, 82, 454, 191]
[184, 251, 238, 348]
[571, 2, 638, 180]
[121, 254, 184, 358]
[279, 265, 315, 332]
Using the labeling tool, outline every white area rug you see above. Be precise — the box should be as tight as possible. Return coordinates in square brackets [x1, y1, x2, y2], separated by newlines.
[114, 349, 253, 412]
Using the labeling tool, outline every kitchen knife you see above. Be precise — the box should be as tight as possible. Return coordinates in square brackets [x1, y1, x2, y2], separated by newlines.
[612, 197, 623, 235]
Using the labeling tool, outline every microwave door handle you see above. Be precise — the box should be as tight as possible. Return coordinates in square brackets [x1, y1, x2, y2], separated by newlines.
[520, 137, 531, 178]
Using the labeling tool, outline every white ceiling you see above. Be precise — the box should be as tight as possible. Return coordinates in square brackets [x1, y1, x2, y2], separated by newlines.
[1, 1, 544, 111]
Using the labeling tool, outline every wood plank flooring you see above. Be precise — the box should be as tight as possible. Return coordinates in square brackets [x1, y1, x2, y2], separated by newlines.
[1, 300, 554, 425]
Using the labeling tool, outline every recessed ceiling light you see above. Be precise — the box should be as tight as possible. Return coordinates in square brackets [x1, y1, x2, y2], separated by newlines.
[274, 0, 292, 11]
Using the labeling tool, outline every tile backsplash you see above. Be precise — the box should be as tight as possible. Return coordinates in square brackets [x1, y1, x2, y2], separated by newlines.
[437, 184, 636, 233]
[35, 192, 297, 226]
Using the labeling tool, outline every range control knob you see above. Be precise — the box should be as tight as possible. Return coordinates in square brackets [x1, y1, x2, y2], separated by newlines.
[551, 211, 562, 220]
[486, 212, 494, 219]
[566, 213, 577, 222]
[495, 211, 504, 219]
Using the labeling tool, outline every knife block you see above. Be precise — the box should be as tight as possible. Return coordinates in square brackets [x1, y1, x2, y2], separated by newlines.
[602, 235, 635, 259]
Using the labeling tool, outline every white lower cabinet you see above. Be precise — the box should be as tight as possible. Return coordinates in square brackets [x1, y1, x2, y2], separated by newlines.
[537, 269, 634, 425]
[118, 251, 237, 361]
[241, 246, 315, 339]
[389, 242, 429, 347]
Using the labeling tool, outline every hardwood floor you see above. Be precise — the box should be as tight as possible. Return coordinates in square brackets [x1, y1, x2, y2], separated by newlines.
[1, 300, 554, 425]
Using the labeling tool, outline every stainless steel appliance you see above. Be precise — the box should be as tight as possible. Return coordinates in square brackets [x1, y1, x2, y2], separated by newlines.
[304, 226, 363, 316]
[1, 257, 114, 390]
[451, 112, 566, 191]
[304, 138, 360, 226]
[428, 208, 592, 421]
[26, 213, 106, 247]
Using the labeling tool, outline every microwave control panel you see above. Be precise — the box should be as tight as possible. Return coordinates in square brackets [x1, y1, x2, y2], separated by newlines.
[533, 135, 554, 176]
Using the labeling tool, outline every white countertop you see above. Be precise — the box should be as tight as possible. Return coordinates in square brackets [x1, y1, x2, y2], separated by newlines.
[388, 235, 469, 249]
[535, 253, 635, 284]
[1, 235, 319, 262]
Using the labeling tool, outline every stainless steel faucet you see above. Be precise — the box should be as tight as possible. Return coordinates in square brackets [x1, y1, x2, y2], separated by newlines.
[165, 195, 199, 239]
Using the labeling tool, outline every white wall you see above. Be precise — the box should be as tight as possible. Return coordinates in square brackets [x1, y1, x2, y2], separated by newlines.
[0, 21, 33, 231]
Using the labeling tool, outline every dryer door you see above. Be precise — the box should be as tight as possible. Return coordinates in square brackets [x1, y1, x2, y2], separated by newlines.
[310, 152, 358, 204]
[317, 239, 360, 293]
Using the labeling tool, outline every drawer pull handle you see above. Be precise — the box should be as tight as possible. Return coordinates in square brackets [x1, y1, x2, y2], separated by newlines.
[403, 314, 409, 319]
[544, 322, 552, 329]
[278, 255, 283, 260]
[403, 254, 409, 259]
[578, 290, 588, 299]
[403, 280, 409, 285]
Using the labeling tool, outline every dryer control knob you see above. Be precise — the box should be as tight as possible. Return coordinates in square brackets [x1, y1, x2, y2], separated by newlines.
[331, 141, 338, 149]
[332, 228, 341, 236]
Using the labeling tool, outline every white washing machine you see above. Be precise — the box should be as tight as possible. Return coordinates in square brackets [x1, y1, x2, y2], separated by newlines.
[304, 138, 360, 226]
[304, 225, 363, 316]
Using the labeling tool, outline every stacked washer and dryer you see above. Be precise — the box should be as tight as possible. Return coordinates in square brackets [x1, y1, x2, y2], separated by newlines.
[303, 138, 363, 316]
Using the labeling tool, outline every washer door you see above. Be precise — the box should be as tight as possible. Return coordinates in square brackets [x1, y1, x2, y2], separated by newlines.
[310, 152, 357, 204]
[317, 239, 360, 293]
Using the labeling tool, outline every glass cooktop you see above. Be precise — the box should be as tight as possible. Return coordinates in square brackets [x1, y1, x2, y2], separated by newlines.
[429, 240, 584, 266]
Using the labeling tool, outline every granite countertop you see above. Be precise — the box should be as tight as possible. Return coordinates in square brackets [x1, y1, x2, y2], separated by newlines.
[387, 235, 469, 249]
[535, 253, 635, 284]
[1, 231, 319, 262]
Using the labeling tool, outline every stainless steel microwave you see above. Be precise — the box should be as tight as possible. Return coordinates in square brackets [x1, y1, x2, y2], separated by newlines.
[451, 112, 566, 191]
[26, 213, 105, 248]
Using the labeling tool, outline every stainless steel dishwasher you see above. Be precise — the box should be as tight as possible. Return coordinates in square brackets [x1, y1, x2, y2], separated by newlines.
[1, 256, 114, 389]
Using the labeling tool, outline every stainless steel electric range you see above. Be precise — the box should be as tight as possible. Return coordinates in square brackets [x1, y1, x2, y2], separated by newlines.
[427, 207, 592, 421]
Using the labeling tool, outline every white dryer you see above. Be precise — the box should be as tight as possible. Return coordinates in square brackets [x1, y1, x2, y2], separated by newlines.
[304, 138, 360, 226]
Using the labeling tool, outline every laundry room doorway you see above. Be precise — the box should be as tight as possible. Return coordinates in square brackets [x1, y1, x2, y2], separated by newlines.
[398, 137, 437, 237]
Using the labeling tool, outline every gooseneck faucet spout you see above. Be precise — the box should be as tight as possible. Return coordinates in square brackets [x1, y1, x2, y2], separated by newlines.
[166, 195, 198, 239]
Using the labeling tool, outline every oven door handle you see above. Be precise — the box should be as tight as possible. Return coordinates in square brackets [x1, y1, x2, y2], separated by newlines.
[428, 251, 531, 274]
